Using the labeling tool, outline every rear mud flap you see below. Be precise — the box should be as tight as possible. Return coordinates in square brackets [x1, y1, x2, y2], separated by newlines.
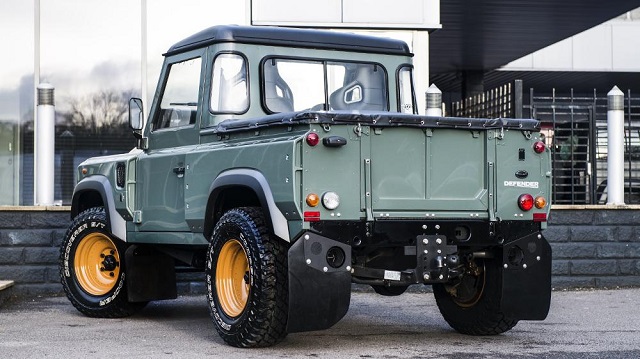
[287, 232, 351, 333]
[500, 232, 552, 320]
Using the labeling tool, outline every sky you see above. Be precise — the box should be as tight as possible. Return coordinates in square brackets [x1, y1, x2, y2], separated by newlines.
[0, 0, 248, 118]
[0, 0, 425, 120]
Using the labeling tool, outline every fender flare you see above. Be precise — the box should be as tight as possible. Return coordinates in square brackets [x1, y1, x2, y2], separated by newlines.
[70, 176, 127, 241]
[204, 169, 290, 242]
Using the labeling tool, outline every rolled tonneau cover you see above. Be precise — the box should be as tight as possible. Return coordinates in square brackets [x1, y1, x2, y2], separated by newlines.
[214, 111, 540, 134]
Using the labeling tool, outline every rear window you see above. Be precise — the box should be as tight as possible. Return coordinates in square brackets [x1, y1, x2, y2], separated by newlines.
[262, 58, 388, 113]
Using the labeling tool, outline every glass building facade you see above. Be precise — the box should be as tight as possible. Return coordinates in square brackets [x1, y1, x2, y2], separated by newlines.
[0, 0, 248, 206]
[0, 0, 430, 206]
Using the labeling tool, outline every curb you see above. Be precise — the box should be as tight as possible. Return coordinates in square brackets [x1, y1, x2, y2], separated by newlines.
[0, 280, 15, 307]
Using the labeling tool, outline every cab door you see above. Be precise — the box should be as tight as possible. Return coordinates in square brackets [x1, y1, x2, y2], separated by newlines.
[136, 49, 205, 232]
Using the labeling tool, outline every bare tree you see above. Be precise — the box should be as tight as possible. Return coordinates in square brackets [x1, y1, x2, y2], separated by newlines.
[63, 89, 136, 133]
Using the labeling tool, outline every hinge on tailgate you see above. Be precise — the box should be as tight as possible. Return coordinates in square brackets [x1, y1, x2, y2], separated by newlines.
[488, 162, 496, 221]
[364, 158, 373, 221]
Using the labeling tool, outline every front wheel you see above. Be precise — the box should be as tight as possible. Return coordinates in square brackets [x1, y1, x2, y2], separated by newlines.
[59, 207, 145, 317]
[206, 207, 288, 347]
[433, 258, 518, 335]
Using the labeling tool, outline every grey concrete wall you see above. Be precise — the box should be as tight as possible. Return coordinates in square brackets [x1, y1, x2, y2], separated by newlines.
[545, 208, 640, 288]
[0, 208, 205, 298]
[1, 208, 639, 298]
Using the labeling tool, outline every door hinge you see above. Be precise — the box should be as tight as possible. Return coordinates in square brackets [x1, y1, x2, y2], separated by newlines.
[133, 210, 142, 224]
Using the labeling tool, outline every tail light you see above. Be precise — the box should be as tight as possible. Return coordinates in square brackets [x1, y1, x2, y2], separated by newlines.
[533, 141, 546, 154]
[306, 193, 320, 207]
[306, 132, 319, 146]
[535, 196, 547, 209]
[518, 194, 534, 211]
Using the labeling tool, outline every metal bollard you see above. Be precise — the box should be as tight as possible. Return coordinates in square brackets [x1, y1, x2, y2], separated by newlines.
[35, 83, 55, 206]
[425, 83, 443, 117]
[606, 86, 624, 205]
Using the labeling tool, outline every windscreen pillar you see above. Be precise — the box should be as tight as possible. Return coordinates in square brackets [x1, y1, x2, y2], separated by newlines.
[35, 83, 55, 206]
[607, 86, 625, 205]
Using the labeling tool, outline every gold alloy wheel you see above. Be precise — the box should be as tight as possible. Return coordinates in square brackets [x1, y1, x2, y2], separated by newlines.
[216, 239, 250, 317]
[452, 261, 486, 308]
[74, 233, 120, 296]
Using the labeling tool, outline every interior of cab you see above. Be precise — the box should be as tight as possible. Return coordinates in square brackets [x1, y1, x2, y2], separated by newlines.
[262, 59, 387, 114]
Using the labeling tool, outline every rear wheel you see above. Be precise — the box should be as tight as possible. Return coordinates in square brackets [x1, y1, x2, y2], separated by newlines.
[206, 207, 288, 347]
[59, 207, 145, 317]
[433, 258, 518, 335]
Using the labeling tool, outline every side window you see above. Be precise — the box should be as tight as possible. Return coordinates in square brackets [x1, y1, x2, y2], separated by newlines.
[263, 59, 324, 113]
[397, 66, 416, 114]
[153, 57, 202, 130]
[210, 53, 248, 115]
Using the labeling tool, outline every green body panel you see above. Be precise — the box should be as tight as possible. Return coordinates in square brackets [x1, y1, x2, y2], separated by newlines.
[370, 127, 488, 212]
[495, 131, 552, 222]
[184, 133, 304, 225]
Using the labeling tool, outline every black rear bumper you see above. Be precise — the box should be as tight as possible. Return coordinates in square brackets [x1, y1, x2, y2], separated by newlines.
[285, 221, 552, 331]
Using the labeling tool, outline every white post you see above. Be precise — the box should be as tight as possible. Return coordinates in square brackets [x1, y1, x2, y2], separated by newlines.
[425, 83, 442, 117]
[141, 0, 147, 120]
[607, 86, 625, 205]
[35, 83, 55, 206]
[412, 30, 429, 115]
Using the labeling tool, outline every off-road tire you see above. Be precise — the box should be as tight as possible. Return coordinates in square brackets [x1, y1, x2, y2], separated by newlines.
[206, 207, 288, 347]
[433, 258, 518, 335]
[59, 207, 145, 318]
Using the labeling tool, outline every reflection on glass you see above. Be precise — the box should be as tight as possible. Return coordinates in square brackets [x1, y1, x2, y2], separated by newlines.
[210, 53, 248, 117]
[155, 57, 202, 129]
[38, 0, 141, 205]
[0, 1, 249, 206]
[0, 0, 34, 206]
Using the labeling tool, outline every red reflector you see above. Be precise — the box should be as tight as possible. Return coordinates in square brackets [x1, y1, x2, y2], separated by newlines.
[533, 213, 547, 222]
[304, 211, 321, 222]
[518, 194, 534, 211]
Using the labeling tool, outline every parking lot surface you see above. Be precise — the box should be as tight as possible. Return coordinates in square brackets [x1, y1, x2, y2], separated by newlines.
[1, 288, 639, 358]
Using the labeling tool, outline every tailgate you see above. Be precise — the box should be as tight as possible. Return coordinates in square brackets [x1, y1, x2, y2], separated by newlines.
[368, 127, 489, 215]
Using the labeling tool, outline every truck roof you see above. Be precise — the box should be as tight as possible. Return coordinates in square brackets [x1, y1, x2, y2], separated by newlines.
[165, 25, 412, 56]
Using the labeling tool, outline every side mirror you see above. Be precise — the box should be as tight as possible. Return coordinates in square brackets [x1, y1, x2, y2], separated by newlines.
[129, 97, 144, 131]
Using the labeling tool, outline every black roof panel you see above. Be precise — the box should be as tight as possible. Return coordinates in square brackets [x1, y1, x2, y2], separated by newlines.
[166, 25, 411, 56]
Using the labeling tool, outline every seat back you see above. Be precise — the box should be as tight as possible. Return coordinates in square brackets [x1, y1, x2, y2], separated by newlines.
[330, 65, 386, 111]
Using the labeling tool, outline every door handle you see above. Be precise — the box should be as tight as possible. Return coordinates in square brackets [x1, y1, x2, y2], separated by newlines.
[173, 166, 185, 176]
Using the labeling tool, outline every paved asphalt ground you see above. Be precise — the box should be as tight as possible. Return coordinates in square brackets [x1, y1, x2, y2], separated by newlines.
[1, 288, 639, 358]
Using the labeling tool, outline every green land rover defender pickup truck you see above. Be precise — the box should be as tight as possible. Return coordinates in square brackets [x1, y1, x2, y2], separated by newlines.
[59, 25, 552, 347]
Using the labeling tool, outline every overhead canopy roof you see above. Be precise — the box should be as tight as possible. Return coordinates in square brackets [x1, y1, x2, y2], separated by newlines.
[430, 0, 640, 92]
